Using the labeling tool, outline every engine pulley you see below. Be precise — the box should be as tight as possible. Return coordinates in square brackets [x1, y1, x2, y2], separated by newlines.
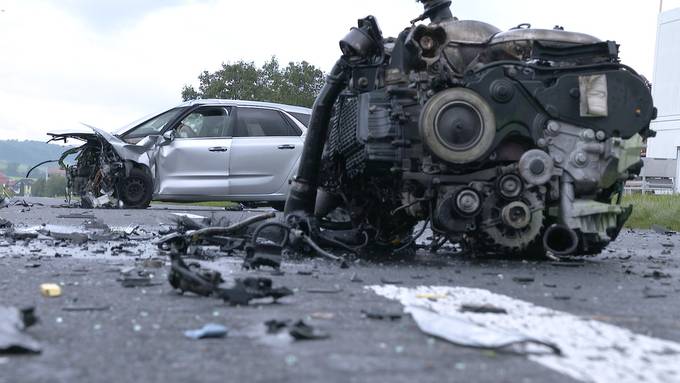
[420, 88, 496, 164]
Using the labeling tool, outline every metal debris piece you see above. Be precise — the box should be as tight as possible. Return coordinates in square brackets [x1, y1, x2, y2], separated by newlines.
[82, 219, 110, 231]
[168, 252, 293, 305]
[219, 278, 293, 306]
[380, 277, 404, 285]
[0, 217, 12, 228]
[350, 272, 364, 283]
[306, 287, 343, 294]
[62, 306, 110, 312]
[57, 213, 96, 219]
[184, 323, 228, 340]
[643, 271, 672, 279]
[459, 304, 508, 314]
[361, 309, 402, 321]
[9, 230, 39, 240]
[512, 277, 535, 284]
[43, 231, 89, 244]
[288, 320, 330, 341]
[0, 306, 41, 354]
[242, 251, 282, 270]
[310, 312, 335, 320]
[265, 319, 291, 334]
[118, 270, 155, 288]
[643, 287, 667, 299]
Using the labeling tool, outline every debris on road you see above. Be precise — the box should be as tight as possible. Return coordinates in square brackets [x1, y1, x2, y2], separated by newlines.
[643, 287, 668, 299]
[0, 306, 41, 354]
[40, 283, 62, 297]
[0, 217, 12, 228]
[361, 309, 402, 321]
[57, 212, 97, 220]
[168, 252, 293, 306]
[305, 287, 343, 294]
[643, 271, 672, 279]
[652, 224, 676, 235]
[512, 277, 535, 284]
[117, 269, 155, 288]
[264, 319, 290, 334]
[184, 323, 228, 340]
[459, 304, 508, 314]
[62, 306, 111, 312]
[288, 320, 330, 341]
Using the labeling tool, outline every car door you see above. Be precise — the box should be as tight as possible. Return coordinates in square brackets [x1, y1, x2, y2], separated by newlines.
[227, 107, 304, 196]
[155, 106, 233, 197]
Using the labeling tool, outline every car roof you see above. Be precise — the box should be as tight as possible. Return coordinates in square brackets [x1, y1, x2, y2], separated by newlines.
[178, 99, 312, 115]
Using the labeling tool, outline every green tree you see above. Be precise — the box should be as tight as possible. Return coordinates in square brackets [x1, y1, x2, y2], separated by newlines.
[45, 175, 66, 197]
[32, 178, 46, 197]
[31, 174, 66, 197]
[181, 56, 325, 108]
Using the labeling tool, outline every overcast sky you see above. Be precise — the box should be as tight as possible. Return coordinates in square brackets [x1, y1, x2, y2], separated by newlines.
[0, 0, 678, 141]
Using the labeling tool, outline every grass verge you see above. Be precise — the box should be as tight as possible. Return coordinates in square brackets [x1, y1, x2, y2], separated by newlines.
[623, 194, 680, 231]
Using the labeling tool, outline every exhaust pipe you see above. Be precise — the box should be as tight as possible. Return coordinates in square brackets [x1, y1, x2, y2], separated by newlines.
[285, 59, 349, 216]
[542, 224, 579, 256]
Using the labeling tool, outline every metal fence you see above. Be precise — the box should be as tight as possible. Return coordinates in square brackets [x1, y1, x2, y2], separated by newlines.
[623, 158, 676, 195]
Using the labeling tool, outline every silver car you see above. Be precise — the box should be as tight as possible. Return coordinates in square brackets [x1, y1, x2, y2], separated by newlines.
[47, 100, 311, 209]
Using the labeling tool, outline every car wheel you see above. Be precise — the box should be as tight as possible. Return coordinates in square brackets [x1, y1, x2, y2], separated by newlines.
[118, 167, 153, 209]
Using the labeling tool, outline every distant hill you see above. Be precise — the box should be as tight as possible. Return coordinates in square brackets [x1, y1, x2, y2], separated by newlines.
[0, 139, 70, 164]
[0, 140, 73, 178]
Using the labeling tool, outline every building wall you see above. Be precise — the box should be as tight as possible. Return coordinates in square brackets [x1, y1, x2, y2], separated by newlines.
[646, 7, 680, 159]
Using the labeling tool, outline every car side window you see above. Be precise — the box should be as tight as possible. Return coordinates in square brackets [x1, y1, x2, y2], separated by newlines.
[233, 108, 301, 137]
[174, 107, 231, 139]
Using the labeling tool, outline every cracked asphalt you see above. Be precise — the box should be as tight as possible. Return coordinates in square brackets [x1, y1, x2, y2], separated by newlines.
[1, 197, 679, 383]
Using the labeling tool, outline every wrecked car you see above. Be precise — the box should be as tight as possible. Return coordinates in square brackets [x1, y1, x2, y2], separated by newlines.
[285, 0, 655, 257]
[47, 100, 311, 209]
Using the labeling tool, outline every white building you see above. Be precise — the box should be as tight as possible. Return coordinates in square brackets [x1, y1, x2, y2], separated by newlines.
[646, 7, 680, 159]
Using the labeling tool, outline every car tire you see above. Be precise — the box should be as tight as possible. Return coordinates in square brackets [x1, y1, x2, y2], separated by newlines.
[118, 167, 153, 209]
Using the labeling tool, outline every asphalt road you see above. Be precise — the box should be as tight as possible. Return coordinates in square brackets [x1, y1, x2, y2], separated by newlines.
[0, 198, 679, 383]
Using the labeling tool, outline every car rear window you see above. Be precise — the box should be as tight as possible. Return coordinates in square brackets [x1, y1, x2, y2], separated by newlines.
[289, 112, 310, 128]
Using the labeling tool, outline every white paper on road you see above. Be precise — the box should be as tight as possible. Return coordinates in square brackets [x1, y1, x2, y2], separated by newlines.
[369, 285, 680, 383]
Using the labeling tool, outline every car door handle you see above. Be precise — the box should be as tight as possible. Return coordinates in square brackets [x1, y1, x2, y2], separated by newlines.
[208, 146, 228, 152]
[277, 144, 295, 150]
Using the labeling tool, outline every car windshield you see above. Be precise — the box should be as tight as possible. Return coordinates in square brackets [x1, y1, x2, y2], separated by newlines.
[115, 107, 186, 137]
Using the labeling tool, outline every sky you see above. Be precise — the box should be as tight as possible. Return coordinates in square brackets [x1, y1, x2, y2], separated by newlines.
[0, 0, 678, 141]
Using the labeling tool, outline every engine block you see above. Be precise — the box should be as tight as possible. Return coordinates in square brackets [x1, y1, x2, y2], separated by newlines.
[288, 0, 655, 257]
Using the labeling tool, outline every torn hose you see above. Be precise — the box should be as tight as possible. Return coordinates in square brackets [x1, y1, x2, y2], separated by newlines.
[285, 59, 349, 216]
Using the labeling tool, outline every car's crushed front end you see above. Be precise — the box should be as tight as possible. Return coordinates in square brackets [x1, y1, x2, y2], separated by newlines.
[47, 127, 156, 208]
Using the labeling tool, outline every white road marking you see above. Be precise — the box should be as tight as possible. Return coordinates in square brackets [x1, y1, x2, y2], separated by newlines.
[369, 285, 680, 383]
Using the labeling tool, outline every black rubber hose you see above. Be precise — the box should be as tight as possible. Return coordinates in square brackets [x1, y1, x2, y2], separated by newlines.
[285, 59, 349, 216]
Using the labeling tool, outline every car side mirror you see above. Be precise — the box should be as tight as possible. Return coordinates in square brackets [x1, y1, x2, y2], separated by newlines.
[162, 130, 175, 142]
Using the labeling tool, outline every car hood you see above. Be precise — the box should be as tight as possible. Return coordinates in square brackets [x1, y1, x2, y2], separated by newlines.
[47, 124, 160, 166]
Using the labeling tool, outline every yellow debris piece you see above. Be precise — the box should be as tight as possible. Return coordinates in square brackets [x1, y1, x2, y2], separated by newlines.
[40, 283, 62, 297]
